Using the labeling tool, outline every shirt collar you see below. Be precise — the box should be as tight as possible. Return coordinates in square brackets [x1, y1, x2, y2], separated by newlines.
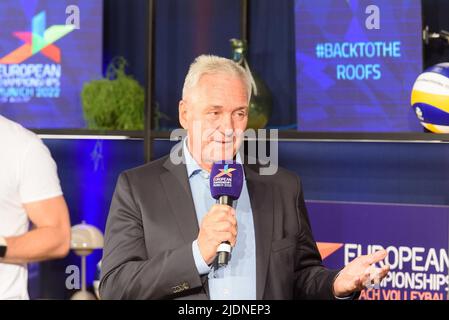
[183, 137, 203, 178]
[182, 137, 244, 179]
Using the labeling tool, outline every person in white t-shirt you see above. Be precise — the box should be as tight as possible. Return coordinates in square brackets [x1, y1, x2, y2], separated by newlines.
[0, 115, 71, 300]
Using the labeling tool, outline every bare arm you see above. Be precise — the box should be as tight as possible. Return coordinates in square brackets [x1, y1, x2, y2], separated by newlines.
[2, 196, 71, 264]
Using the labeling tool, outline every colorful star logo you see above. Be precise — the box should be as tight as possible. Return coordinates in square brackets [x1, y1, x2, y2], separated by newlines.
[214, 164, 237, 178]
[0, 11, 75, 64]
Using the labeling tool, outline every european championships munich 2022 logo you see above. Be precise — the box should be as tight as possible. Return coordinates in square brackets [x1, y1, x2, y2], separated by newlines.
[0, 10, 76, 103]
[212, 165, 237, 188]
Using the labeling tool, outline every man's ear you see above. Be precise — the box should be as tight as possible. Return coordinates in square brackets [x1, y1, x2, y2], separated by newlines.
[179, 100, 188, 129]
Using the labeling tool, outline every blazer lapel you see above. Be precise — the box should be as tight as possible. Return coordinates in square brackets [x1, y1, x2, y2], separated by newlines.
[161, 144, 199, 243]
[161, 143, 215, 298]
[161, 157, 211, 298]
[245, 165, 274, 300]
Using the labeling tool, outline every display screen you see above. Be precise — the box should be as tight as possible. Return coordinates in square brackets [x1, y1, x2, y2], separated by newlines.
[0, 0, 102, 129]
[295, 0, 423, 132]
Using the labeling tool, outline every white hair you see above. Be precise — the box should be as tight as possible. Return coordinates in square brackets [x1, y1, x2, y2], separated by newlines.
[182, 54, 252, 102]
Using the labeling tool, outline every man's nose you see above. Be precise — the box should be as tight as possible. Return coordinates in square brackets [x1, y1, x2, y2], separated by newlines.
[219, 115, 234, 136]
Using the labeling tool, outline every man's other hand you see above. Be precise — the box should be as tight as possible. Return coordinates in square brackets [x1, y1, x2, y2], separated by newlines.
[333, 249, 390, 298]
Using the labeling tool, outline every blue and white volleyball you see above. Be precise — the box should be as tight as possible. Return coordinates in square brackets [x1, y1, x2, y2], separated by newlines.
[411, 63, 449, 133]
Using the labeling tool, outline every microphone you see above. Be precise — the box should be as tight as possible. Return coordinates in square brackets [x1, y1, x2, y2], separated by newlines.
[210, 161, 244, 267]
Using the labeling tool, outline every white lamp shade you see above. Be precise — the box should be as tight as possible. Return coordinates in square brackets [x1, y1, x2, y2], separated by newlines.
[71, 222, 104, 251]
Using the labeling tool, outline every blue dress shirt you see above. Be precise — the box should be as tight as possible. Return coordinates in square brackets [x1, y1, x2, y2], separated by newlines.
[183, 138, 257, 300]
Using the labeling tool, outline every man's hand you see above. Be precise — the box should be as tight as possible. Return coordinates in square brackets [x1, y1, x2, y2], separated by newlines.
[197, 204, 237, 265]
[333, 249, 390, 298]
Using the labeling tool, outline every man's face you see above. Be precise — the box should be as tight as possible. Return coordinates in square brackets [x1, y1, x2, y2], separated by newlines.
[179, 73, 249, 169]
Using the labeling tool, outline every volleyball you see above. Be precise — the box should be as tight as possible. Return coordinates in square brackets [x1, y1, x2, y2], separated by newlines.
[411, 63, 449, 133]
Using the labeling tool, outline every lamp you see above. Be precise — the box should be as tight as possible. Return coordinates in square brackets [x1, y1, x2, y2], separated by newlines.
[70, 221, 104, 300]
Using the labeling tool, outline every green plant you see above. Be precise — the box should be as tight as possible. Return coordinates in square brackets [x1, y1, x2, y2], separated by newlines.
[81, 57, 145, 130]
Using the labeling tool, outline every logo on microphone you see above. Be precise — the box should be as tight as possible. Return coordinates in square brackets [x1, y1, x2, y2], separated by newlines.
[215, 164, 237, 178]
[212, 164, 236, 188]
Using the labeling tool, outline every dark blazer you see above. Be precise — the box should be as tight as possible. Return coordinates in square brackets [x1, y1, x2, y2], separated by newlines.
[99, 145, 340, 300]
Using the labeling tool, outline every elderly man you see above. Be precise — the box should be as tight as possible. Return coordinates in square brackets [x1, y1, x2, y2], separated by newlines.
[0, 115, 71, 300]
[100, 55, 389, 300]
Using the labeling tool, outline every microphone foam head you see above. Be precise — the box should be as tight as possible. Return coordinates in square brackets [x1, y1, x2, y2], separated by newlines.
[210, 162, 244, 200]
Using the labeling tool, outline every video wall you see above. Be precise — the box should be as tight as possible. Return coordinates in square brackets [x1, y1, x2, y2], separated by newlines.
[0, 0, 433, 133]
[0, 0, 102, 129]
[295, 0, 424, 132]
